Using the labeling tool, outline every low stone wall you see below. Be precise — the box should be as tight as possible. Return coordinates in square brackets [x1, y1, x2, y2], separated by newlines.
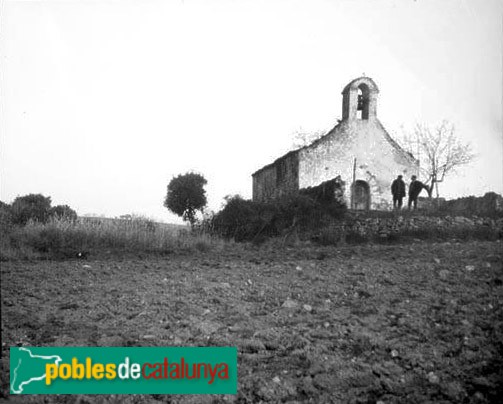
[320, 214, 503, 240]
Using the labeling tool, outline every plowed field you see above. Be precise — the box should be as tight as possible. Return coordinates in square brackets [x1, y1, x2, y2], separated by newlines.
[1, 240, 502, 403]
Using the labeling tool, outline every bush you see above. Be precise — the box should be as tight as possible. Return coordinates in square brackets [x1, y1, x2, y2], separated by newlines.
[211, 193, 346, 242]
[0, 201, 13, 231]
[10, 194, 52, 225]
[439, 192, 503, 217]
[50, 205, 78, 222]
[299, 177, 345, 206]
[209, 196, 272, 241]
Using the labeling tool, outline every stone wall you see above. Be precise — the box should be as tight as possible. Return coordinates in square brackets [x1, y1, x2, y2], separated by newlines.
[318, 214, 503, 241]
[252, 151, 299, 202]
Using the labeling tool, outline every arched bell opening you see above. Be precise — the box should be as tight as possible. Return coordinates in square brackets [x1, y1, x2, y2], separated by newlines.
[341, 77, 379, 121]
[357, 84, 370, 120]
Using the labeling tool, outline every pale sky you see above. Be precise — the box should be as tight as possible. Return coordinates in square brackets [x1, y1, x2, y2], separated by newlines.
[1, 0, 502, 223]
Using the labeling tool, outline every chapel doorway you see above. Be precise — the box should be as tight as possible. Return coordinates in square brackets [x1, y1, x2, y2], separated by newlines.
[351, 180, 370, 210]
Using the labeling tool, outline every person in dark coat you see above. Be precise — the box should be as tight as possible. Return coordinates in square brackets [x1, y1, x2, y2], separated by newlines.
[408, 175, 426, 210]
[391, 175, 406, 209]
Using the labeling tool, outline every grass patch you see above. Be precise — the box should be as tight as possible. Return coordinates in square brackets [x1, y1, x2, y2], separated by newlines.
[0, 217, 230, 261]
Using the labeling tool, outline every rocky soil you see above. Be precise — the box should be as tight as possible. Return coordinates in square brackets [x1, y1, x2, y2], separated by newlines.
[1, 240, 502, 403]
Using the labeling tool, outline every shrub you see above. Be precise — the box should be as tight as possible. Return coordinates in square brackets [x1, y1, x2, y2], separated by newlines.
[439, 192, 503, 217]
[0, 202, 15, 260]
[50, 205, 78, 222]
[10, 194, 52, 225]
[0, 201, 13, 231]
[211, 193, 346, 242]
[210, 196, 274, 241]
[299, 177, 346, 206]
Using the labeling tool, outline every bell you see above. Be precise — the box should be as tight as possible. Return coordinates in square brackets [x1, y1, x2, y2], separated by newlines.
[357, 94, 364, 110]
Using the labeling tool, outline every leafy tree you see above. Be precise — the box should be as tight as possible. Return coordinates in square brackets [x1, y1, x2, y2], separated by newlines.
[10, 194, 52, 225]
[164, 173, 208, 227]
[50, 205, 78, 221]
[401, 121, 475, 198]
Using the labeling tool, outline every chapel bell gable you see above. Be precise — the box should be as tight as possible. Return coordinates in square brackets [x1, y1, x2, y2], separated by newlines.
[341, 77, 379, 121]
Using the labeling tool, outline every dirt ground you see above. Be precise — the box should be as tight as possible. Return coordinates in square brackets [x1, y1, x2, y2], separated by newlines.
[1, 240, 502, 403]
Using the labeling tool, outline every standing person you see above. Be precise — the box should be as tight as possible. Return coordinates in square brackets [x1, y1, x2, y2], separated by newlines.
[391, 175, 406, 209]
[408, 175, 425, 210]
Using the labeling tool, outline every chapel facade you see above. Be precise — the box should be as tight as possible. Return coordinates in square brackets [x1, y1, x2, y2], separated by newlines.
[252, 76, 419, 210]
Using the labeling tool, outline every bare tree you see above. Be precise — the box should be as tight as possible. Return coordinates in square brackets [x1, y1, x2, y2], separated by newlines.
[402, 121, 475, 198]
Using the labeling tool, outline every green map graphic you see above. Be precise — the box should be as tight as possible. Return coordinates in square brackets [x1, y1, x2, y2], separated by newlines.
[10, 347, 62, 394]
[9, 346, 237, 394]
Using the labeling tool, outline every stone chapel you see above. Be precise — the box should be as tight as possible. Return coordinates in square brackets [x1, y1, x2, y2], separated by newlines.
[252, 76, 419, 210]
